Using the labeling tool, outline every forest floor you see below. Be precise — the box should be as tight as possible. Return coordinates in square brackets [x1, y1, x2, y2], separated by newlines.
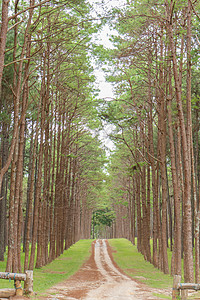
[36, 239, 172, 300]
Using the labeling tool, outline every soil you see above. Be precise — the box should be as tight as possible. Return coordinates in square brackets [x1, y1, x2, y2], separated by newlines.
[36, 239, 172, 300]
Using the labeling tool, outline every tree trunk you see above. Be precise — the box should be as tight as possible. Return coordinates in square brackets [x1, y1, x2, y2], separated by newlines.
[166, 1, 194, 281]
[6, 138, 18, 272]
[136, 172, 142, 252]
[0, 0, 9, 96]
[24, 104, 40, 271]
[49, 102, 56, 262]
[0, 123, 9, 261]
[29, 71, 45, 270]
[158, 27, 169, 274]
[167, 97, 181, 276]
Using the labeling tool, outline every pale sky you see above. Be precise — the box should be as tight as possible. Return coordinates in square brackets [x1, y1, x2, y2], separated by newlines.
[88, 0, 127, 153]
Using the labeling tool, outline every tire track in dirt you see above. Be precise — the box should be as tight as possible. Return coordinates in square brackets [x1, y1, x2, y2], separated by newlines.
[86, 239, 154, 300]
[94, 239, 129, 282]
[41, 239, 170, 300]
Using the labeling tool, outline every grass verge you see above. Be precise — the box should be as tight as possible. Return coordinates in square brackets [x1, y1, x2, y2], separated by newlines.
[108, 238, 172, 299]
[0, 239, 93, 296]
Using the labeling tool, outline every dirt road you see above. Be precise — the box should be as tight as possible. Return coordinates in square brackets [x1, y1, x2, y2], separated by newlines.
[44, 239, 170, 299]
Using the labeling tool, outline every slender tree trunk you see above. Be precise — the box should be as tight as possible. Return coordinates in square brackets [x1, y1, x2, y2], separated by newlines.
[35, 199, 43, 268]
[24, 102, 41, 271]
[6, 135, 18, 272]
[0, 123, 9, 261]
[49, 102, 56, 262]
[136, 172, 141, 252]
[158, 28, 169, 274]
[14, 82, 29, 273]
[55, 97, 61, 258]
[167, 99, 182, 276]
[23, 122, 34, 253]
[166, 1, 194, 281]
[29, 72, 45, 270]
[132, 176, 136, 244]
[0, 0, 9, 96]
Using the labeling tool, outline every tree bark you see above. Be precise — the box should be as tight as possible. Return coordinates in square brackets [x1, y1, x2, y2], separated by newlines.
[29, 68, 45, 270]
[0, 123, 9, 261]
[24, 103, 40, 271]
[0, 0, 9, 96]
[165, 0, 194, 281]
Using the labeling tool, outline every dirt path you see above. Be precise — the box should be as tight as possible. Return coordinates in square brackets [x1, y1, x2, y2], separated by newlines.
[43, 239, 170, 299]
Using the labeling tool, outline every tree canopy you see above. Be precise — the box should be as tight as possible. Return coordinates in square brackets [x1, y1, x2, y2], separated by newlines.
[0, 0, 200, 284]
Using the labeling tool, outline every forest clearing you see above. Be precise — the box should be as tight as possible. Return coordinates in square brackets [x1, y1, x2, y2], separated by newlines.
[0, 0, 200, 299]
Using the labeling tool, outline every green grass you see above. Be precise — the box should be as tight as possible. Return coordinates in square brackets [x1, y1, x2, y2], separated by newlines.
[1, 238, 199, 299]
[108, 239, 200, 300]
[108, 238, 173, 290]
[153, 293, 171, 299]
[0, 239, 93, 296]
[109, 239, 200, 300]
